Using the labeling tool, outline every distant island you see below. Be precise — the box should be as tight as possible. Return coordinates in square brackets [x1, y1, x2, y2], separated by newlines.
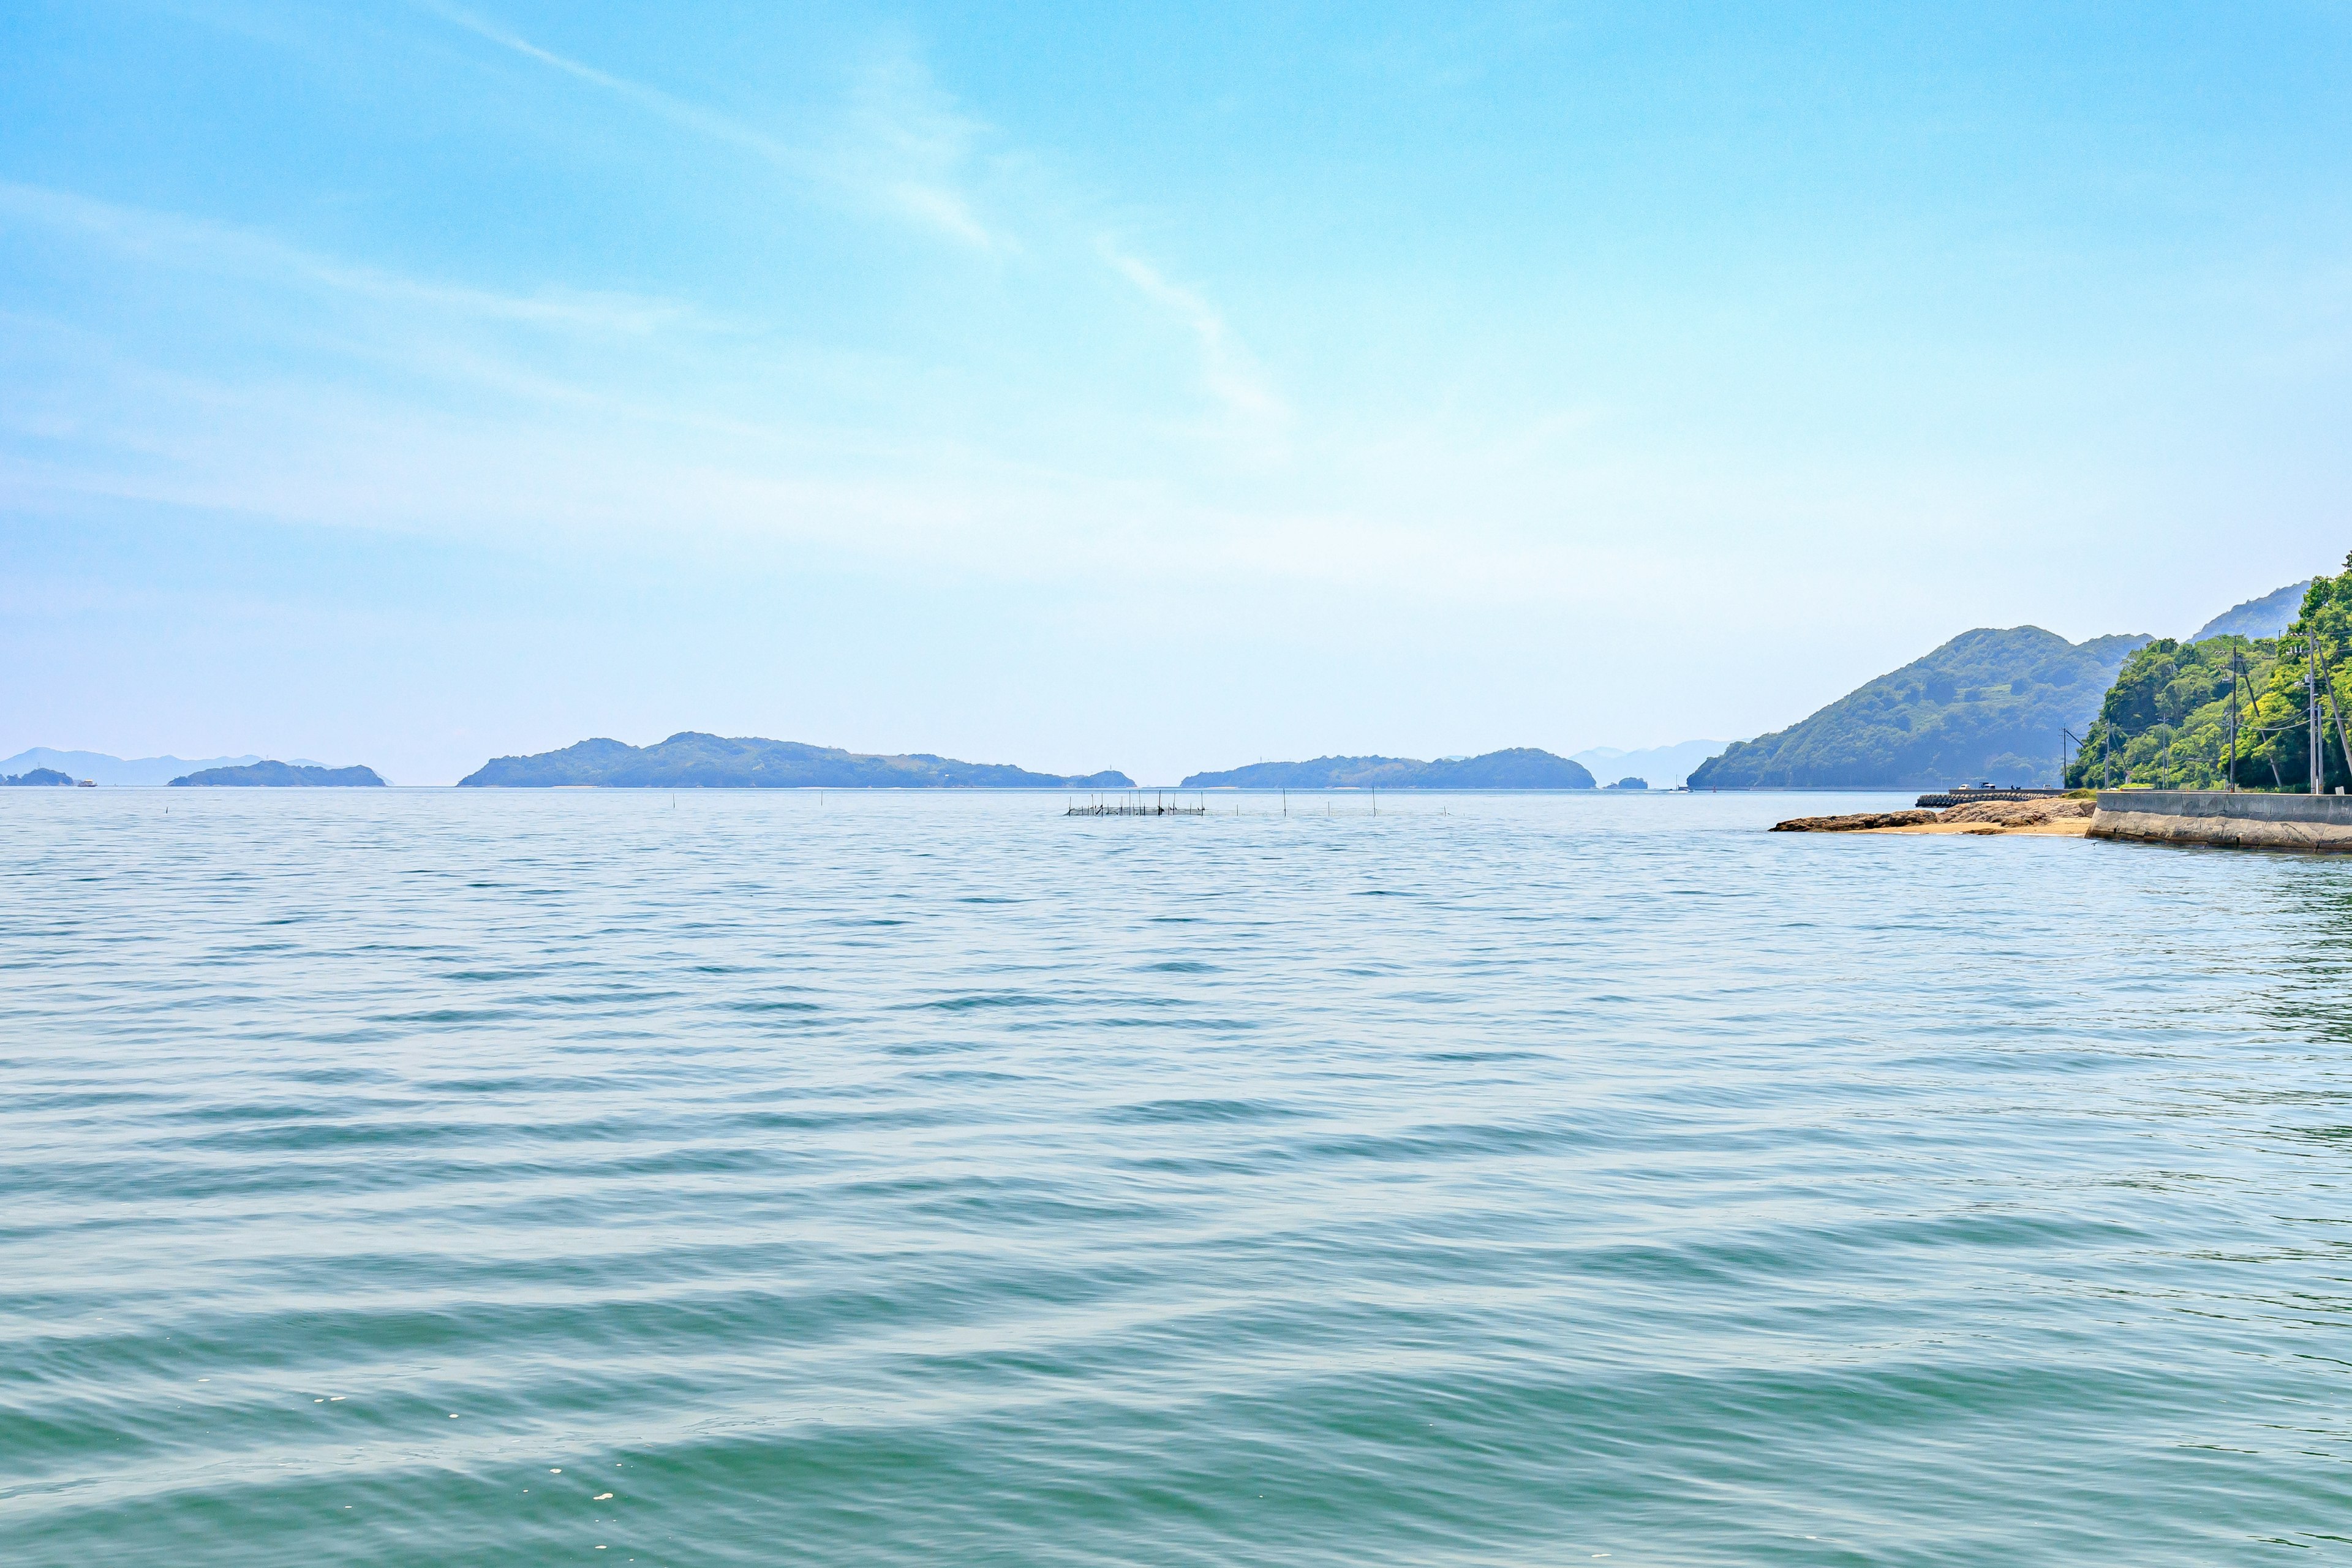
[1570, 741, 1726, 789]
[171, 761, 387, 786]
[1, 748, 270, 786]
[459, 733, 1134, 789]
[1179, 748, 1596, 790]
[1689, 626, 2152, 790]
[3, 767, 78, 786]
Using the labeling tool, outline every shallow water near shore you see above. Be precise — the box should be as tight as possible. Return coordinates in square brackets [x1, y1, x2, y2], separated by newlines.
[5, 788, 2351, 1566]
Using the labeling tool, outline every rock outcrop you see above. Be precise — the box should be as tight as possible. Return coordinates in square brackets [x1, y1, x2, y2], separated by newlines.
[1771, 797, 2094, 834]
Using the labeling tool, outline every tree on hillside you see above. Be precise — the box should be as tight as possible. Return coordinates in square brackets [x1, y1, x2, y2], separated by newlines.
[2067, 556, 2352, 791]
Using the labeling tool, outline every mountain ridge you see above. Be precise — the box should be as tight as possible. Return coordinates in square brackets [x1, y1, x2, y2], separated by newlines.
[0, 748, 268, 786]
[172, 761, 386, 786]
[1689, 627, 2152, 790]
[1569, 740, 1727, 789]
[2192, 580, 2316, 643]
[460, 733, 1133, 789]
[1178, 748, 1596, 790]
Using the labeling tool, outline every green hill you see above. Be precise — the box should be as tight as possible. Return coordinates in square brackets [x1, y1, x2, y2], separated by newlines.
[460, 733, 1133, 789]
[1178, 748, 1595, 790]
[1689, 627, 2151, 790]
[2069, 561, 2352, 791]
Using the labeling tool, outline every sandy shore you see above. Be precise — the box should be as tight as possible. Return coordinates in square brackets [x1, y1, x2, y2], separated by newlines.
[1774, 797, 2095, 838]
[1866, 817, 2092, 837]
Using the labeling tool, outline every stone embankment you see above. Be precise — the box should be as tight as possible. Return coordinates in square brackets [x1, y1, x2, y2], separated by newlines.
[2088, 791, 2352, 852]
[1772, 797, 2095, 837]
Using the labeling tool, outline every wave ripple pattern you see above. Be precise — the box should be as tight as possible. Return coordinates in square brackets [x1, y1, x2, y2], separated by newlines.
[4, 790, 2350, 1566]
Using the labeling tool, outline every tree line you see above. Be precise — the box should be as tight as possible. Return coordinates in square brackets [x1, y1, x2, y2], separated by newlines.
[2065, 556, 2352, 792]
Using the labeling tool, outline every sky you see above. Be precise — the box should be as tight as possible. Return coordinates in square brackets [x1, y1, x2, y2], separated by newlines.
[4, 1, 2350, 783]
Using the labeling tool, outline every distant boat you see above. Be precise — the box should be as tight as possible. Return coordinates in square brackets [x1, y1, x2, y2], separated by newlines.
[77, 779, 96, 788]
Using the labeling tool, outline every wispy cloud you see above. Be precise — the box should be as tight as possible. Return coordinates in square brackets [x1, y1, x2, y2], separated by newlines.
[4, 27, 1310, 582]
[415, 0, 1005, 251]
[0, 179, 684, 336]
[831, 48, 1005, 251]
[1099, 241, 1289, 426]
[419, 1, 808, 164]
[413, 2, 1289, 424]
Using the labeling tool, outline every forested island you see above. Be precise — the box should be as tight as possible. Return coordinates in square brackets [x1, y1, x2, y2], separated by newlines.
[459, 733, 1134, 789]
[171, 761, 386, 786]
[1179, 748, 1596, 790]
[2, 767, 77, 786]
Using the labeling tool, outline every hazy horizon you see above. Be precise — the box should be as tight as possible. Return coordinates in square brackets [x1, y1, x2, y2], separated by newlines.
[7, 4, 2350, 783]
[6, 734, 1718, 790]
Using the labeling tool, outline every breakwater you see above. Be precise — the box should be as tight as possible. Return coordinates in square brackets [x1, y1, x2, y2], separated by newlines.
[1913, 786, 2068, 808]
[2090, 790, 2352, 851]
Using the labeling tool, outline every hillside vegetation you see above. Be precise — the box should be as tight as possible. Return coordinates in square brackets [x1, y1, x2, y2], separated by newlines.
[461, 733, 1133, 789]
[1689, 627, 2150, 790]
[2068, 560, 2352, 791]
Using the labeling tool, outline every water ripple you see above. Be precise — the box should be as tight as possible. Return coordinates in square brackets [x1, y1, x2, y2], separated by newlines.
[4, 788, 2351, 1564]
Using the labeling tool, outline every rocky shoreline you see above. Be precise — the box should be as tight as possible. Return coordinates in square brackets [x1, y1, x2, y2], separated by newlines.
[1773, 797, 2095, 837]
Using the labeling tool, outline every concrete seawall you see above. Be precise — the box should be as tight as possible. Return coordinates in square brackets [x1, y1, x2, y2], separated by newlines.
[2090, 791, 2352, 852]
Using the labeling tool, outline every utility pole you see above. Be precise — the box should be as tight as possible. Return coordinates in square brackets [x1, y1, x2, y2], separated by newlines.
[2331, 679, 2352, 790]
[2102, 723, 2112, 790]
[2312, 636, 2327, 796]
[2228, 651, 2241, 793]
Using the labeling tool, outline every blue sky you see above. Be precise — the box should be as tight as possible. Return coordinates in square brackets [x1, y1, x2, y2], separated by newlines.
[4, 2, 2350, 782]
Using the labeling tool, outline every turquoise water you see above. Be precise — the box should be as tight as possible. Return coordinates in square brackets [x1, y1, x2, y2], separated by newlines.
[5, 788, 2350, 1565]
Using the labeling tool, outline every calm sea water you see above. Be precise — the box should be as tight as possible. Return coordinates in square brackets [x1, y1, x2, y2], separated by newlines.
[4, 788, 2350, 1566]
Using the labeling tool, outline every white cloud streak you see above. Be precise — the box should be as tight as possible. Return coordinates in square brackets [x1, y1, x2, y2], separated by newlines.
[0, 180, 684, 336]
[415, 0, 1005, 251]
[412, 2, 1285, 416]
[1098, 241, 1289, 428]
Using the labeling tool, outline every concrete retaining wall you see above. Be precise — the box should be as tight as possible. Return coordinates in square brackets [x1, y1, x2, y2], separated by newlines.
[2090, 790, 2352, 852]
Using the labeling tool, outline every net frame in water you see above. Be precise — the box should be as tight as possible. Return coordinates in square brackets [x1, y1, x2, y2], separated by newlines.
[1066, 791, 1208, 816]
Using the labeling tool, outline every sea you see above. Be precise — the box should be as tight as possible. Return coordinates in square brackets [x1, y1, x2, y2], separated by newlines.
[4, 788, 2348, 1566]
